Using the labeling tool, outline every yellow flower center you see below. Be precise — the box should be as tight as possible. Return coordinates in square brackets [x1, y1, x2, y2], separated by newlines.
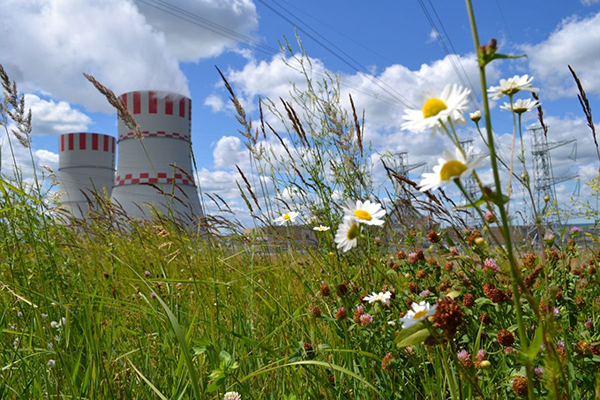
[440, 160, 468, 182]
[346, 224, 360, 240]
[283, 213, 291, 220]
[413, 310, 428, 319]
[353, 210, 372, 221]
[422, 98, 448, 119]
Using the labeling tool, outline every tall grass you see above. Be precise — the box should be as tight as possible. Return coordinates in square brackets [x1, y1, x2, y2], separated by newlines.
[2, 3, 600, 399]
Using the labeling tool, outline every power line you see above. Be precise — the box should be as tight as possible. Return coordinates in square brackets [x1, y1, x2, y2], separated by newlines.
[256, 0, 417, 109]
[416, 0, 480, 108]
[134, 0, 411, 110]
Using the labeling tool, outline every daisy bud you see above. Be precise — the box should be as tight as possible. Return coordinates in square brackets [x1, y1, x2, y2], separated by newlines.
[479, 360, 491, 368]
[474, 237, 485, 246]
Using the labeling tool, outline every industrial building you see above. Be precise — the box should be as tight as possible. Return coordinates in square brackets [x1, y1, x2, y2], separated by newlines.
[58, 90, 204, 226]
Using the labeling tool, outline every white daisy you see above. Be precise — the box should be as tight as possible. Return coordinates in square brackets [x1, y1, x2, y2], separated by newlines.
[334, 217, 361, 253]
[499, 98, 539, 114]
[419, 148, 485, 192]
[488, 75, 539, 100]
[274, 211, 299, 225]
[223, 392, 241, 400]
[313, 225, 330, 232]
[401, 84, 471, 135]
[400, 301, 437, 329]
[364, 291, 392, 304]
[342, 199, 386, 226]
[469, 110, 482, 123]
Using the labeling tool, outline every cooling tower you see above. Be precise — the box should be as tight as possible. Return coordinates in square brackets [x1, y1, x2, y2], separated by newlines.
[110, 90, 203, 225]
[58, 132, 116, 219]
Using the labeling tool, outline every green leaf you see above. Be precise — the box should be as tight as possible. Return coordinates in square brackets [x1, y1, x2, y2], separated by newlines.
[395, 322, 430, 347]
[517, 323, 544, 363]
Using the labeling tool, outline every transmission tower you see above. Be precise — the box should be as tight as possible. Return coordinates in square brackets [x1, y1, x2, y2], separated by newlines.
[529, 126, 577, 225]
[387, 151, 427, 233]
[459, 139, 479, 226]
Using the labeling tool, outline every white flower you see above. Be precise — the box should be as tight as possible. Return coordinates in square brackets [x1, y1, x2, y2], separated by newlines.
[400, 301, 438, 329]
[499, 98, 539, 114]
[469, 110, 482, 122]
[364, 291, 392, 304]
[342, 199, 386, 226]
[273, 211, 299, 225]
[223, 392, 241, 400]
[419, 148, 485, 192]
[313, 225, 330, 232]
[401, 84, 471, 134]
[488, 75, 538, 100]
[334, 217, 361, 253]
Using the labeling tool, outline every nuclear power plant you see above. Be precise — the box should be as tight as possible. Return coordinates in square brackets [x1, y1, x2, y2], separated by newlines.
[58, 132, 116, 219]
[58, 90, 204, 226]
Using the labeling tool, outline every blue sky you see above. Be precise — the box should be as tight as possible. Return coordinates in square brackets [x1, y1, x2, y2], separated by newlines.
[2, 0, 600, 224]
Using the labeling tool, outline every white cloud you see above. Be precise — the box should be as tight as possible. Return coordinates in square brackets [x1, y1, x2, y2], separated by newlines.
[210, 52, 500, 139]
[138, 0, 258, 62]
[1, 0, 258, 113]
[581, 0, 600, 5]
[521, 11, 600, 98]
[213, 135, 250, 169]
[25, 94, 91, 135]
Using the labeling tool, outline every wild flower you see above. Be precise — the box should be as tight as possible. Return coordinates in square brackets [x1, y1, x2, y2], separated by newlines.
[313, 225, 330, 231]
[342, 199, 386, 226]
[363, 291, 392, 304]
[47, 359, 55, 368]
[144, 270, 151, 277]
[420, 289, 431, 298]
[483, 258, 499, 272]
[457, 350, 472, 367]
[400, 301, 437, 329]
[469, 110, 482, 123]
[497, 329, 515, 347]
[274, 211, 299, 225]
[419, 148, 485, 192]
[223, 391, 241, 400]
[585, 318, 593, 330]
[534, 367, 543, 379]
[433, 297, 463, 337]
[571, 226, 581, 234]
[334, 217, 361, 253]
[335, 307, 347, 320]
[500, 98, 539, 114]
[401, 84, 471, 135]
[359, 313, 373, 326]
[449, 246, 459, 257]
[488, 75, 538, 100]
[484, 210, 496, 223]
[408, 252, 418, 264]
[512, 376, 529, 397]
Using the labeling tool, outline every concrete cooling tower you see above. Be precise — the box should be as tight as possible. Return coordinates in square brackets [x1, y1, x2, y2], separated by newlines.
[58, 132, 116, 219]
[110, 90, 203, 225]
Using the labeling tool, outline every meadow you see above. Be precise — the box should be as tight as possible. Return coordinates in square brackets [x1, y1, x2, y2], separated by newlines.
[2, 2, 600, 399]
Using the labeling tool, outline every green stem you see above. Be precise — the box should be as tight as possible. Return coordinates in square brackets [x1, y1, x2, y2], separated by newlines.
[464, 2, 535, 399]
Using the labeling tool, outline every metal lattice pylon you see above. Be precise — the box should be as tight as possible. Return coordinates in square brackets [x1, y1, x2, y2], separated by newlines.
[460, 139, 479, 226]
[529, 126, 577, 225]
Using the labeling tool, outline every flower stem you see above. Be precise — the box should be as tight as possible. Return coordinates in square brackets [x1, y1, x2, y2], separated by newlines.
[464, 2, 535, 399]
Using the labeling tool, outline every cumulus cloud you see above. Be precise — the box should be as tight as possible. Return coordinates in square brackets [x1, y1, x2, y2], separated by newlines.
[25, 94, 91, 135]
[138, 0, 258, 62]
[1, 0, 258, 113]
[210, 52, 500, 137]
[521, 11, 600, 98]
[213, 136, 250, 169]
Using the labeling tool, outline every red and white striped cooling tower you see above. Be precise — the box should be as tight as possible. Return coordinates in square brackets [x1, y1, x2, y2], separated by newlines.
[58, 132, 116, 218]
[110, 90, 203, 225]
